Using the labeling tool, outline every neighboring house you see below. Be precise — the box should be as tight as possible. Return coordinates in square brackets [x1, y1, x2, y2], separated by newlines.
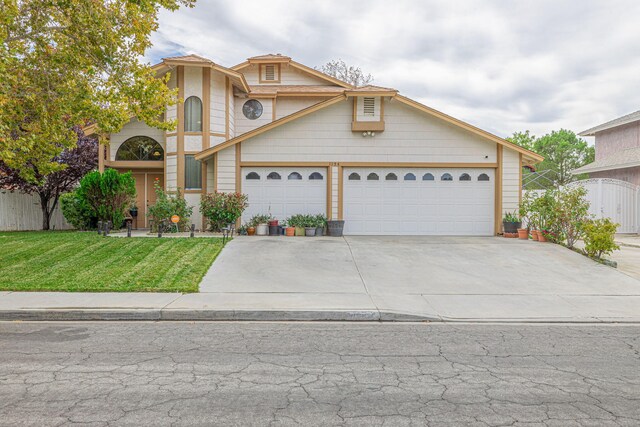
[87, 53, 542, 235]
[574, 110, 640, 184]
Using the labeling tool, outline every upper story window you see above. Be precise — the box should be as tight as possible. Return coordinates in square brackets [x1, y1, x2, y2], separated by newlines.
[363, 97, 375, 116]
[115, 136, 164, 161]
[184, 96, 202, 132]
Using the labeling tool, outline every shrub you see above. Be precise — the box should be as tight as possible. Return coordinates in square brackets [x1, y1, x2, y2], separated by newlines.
[200, 192, 248, 231]
[76, 169, 136, 228]
[247, 213, 272, 227]
[147, 181, 193, 232]
[583, 218, 620, 259]
[314, 214, 327, 228]
[60, 190, 97, 230]
[554, 186, 590, 249]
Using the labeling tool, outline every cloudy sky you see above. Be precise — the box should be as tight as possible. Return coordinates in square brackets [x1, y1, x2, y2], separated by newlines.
[146, 0, 640, 140]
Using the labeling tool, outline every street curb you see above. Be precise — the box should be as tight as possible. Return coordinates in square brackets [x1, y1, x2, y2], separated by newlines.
[0, 309, 442, 322]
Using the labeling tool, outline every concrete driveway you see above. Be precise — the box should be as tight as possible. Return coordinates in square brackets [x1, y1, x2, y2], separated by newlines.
[199, 236, 640, 321]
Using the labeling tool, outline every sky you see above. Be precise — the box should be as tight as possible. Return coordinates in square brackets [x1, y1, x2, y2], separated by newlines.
[145, 0, 640, 141]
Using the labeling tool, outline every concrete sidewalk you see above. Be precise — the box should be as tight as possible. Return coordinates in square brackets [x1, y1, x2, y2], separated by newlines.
[2, 291, 640, 322]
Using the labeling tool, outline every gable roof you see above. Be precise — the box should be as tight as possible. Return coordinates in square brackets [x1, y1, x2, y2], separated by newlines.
[572, 147, 640, 175]
[248, 85, 347, 97]
[194, 91, 542, 164]
[152, 54, 250, 93]
[579, 109, 640, 136]
[232, 54, 355, 89]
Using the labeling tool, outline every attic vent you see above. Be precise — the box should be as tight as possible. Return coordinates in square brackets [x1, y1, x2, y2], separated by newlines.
[363, 97, 375, 116]
[265, 64, 276, 81]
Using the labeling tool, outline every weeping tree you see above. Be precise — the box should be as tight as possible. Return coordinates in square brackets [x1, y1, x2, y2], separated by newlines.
[0, 0, 194, 227]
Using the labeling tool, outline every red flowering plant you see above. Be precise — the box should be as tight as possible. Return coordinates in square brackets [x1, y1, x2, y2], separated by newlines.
[200, 192, 248, 231]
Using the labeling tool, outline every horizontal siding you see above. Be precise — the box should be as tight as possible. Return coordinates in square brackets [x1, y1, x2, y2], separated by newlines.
[185, 135, 203, 152]
[216, 146, 236, 193]
[242, 99, 498, 164]
[275, 97, 322, 120]
[235, 98, 273, 136]
[0, 191, 71, 231]
[211, 72, 226, 134]
[242, 63, 331, 86]
[502, 149, 520, 215]
[166, 155, 178, 191]
[206, 160, 215, 191]
[184, 193, 202, 230]
[184, 66, 202, 100]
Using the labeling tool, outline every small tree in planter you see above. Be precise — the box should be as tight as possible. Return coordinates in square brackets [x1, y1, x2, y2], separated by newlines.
[200, 192, 248, 232]
[554, 186, 590, 249]
[147, 181, 193, 232]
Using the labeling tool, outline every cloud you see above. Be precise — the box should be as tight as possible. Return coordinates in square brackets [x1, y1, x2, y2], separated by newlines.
[147, 0, 640, 139]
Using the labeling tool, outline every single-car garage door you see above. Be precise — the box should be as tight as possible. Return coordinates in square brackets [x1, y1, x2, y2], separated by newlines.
[343, 168, 494, 235]
[242, 167, 327, 223]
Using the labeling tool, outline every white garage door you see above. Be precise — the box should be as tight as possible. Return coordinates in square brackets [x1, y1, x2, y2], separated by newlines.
[343, 168, 494, 235]
[242, 167, 327, 223]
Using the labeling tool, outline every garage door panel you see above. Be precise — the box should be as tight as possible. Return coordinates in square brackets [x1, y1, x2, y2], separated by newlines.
[344, 168, 494, 236]
[242, 167, 327, 224]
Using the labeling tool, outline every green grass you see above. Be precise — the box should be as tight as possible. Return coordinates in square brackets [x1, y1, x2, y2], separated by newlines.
[0, 231, 225, 292]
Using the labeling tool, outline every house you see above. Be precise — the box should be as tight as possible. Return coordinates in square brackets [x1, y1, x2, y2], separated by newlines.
[573, 110, 640, 184]
[90, 53, 542, 235]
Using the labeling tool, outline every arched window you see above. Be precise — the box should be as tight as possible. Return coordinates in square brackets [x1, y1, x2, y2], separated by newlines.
[478, 173, 490, 181]
[367, 173, 379, 181]
[459, 173, 471, 181]
[246, 172, 260, 180]
[184, 96, 203, 132]
[348, 173, 361, 181]
[441, 173, 453, 181]
[267, 172, 281, 180]
[309, 172, 323, 180]
[288, 172, 302, 180]
[422, 173, 434, 181]
[385, 173, 398, 181]
[404, 173, 416, 181]
[115, 136, 164, 161]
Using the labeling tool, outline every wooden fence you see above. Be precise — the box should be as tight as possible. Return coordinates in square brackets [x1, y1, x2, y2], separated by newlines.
[0, 191, 71, 231]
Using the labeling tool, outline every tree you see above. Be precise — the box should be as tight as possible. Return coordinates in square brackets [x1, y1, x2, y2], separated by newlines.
[506, 130, 536, 152]
[0, 0, 194, 183]
[0, 128, 98, 230]
[533, 130, 595, 186]
[316, 59, 373, 87]
[508, 129, 595, 186]
[76, 169, 136, 228]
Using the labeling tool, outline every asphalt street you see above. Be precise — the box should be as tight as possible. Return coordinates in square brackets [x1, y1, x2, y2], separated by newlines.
[1, 322, 639, 426]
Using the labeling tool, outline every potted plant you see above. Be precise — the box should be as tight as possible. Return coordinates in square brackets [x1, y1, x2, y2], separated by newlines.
[304, 214, 316, 237]
[502, 211, 521, 236]
[247, 225, 256, 236]
[315, 214, 327, 236]
[284, 217, 296, 236]
[327, 219, 345, 237]
[248, 214, 271, 236]
[288, 214, 305, 236]
[517, 196, 531, 240]
[129, 202, 138, 218]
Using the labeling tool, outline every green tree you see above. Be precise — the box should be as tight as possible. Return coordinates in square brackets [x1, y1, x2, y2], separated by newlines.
[0, 0, 194, 183]
[76, 169, 136, 227]
[533, 130, 594, 186]
[506, 130, 536, 151]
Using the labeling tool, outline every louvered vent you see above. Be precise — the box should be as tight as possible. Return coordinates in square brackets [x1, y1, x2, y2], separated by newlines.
[265, 65, 276, 81]
[363, 97, 375, 116]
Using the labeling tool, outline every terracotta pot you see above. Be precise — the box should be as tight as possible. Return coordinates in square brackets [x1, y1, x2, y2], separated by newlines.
[531, 230, 539, 241]
[517, 228, 528, 240]
[247, 227, 256, 236]
[285, 227, 295, 236]
[538, 232, 548, 243]
[504, 232, 518, 238]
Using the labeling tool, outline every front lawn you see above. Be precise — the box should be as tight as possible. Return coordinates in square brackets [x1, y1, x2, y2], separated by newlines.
[0, 232, 225, 292]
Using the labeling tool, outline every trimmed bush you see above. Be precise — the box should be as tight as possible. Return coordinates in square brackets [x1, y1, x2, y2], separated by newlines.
[147, 181, 193, 232]
[583, 218, 620, 259]
[60, 190, 97, 230]
[200, 192, 248, 231]
[76, 169, 136, 228]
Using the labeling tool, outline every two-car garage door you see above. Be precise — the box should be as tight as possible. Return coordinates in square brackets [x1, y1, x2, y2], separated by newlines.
[242, 167, 494, 235]
[343, 168, 494, 235]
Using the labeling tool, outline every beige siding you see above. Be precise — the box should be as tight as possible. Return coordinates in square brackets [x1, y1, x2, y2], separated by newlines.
[242, 99, 498, 164]
[242, 63, 331, 86]
[0, 191, 71, 231]
[206, 160, 215, 191]
[211, 72, 226, 135]
[216, 146, 236, 193]
[109, 119, 165, 161]
[184, 193, 202, 230]
[184, 66, 202, 99]
[166, 155, 178, 191]
[275, 97, 322, 120]
[502, 149, 520, 215]
[235, 97, 273, 136]
[228, 81, 235, 138]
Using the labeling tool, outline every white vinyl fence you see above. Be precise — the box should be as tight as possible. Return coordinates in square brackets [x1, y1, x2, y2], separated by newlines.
[567, 178, 637, 233]
[0, 191, 71, 231]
